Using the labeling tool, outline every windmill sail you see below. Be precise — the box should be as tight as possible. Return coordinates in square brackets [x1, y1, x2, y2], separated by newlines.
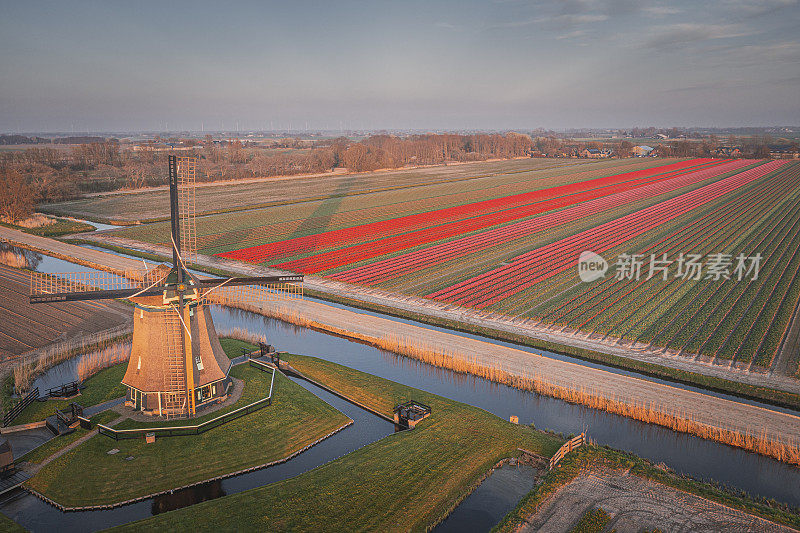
[177, 156, 198, 266]
[29, 154, 304, 420]
[29, 268, 170, 303]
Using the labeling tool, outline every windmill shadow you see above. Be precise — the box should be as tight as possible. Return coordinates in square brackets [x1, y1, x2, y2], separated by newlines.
[286, 174, 358, 246]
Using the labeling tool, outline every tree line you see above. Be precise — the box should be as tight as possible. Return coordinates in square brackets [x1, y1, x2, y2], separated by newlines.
[0, 131, 795, 222]
[0, 133, 534, 210]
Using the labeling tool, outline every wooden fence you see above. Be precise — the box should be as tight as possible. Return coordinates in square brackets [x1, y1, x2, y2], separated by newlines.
[2, 388, 39, 427]
[548, 433, 585, 470]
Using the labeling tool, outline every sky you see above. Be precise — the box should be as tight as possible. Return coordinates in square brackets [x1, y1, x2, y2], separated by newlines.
[0, 0, 798, 132]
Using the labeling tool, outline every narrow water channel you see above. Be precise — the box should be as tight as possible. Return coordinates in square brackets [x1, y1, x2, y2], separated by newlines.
[210, 306, 800, 508]
[0, 378, 395, 532]
[433, 464, 538, 533]
[3, 244, 800, 520]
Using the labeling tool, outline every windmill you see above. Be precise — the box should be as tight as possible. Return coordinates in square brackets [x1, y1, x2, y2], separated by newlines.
[29, 155, 303, 419]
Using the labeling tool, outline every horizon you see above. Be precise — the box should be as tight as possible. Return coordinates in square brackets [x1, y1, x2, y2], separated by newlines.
[3, 126, 800, 137]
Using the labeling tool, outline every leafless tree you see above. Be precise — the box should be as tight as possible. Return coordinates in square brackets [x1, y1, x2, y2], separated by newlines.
[0, 167, 34, 222]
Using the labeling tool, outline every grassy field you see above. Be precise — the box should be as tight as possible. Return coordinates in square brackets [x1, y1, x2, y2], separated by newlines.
[19, 410, 120, 465]
[24, 365, 350, 507]
[0, 217, 94, 237]
[218, 337, 257, 359]
[0, 512, 26, 533]
[109, 354, 562, 532]
[11, 363, 127, 426]
[41, 157, 583, 223]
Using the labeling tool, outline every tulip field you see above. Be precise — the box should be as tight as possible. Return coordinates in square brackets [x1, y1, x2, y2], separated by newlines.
[111, 157, 800, 372]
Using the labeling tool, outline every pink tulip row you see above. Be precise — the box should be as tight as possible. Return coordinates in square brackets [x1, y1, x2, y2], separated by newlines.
[333, 159, 744, 284]
[428, 160, 789, 309]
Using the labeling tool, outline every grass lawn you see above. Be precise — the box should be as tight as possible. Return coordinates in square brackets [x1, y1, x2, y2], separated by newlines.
[0, 512, 26, 533]
[112, 363, 271, 430]
[25, 368, 350, 507]
[0, 217, 95, 237]
[111, 354, 563, 532]
[495, 445, 800, 532]
[218, 338, 257, 359]
[19, 410, 121, 465]
[12, 363, 127, 426]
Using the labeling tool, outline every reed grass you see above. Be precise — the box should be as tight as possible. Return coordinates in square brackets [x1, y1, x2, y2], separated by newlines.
[0, 249, 30, 269]
[217, 327, 267, 348]
[76, 343, 130, 383]
[215, 299, 800, 467]
[10, 326, 131, 393]
[2, 213, 55, 228]
[377, 333, 800, 467]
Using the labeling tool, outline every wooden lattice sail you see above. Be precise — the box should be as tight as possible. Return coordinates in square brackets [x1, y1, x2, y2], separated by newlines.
[29, 155, 303, 418]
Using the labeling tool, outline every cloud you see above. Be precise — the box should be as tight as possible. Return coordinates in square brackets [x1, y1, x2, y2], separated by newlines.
[435, 22, 458, 30]
[557, 29, 588, 40]
[552, 13, 609, 26]
[490, 17, 543, 29]
[721, 0, 798, 18]
[645, 23, 751, 48]
[717, 40, 800, 65]
[643, 5, 682, 16]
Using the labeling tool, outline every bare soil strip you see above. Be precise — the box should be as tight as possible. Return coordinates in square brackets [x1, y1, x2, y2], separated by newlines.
[0, 263, 130, 359]
[522, 470, 796, 533]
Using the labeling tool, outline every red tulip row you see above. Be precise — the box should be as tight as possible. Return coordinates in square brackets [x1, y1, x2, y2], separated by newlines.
[266, 159, 723, 273]
[218, 158, 709, 266]
[427, 160, 788, 309]
[333, 159, 744, 284]
[197, 159, 664, 252]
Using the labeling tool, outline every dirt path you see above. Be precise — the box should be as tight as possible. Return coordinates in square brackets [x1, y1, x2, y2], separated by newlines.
[4, 227, 800, 445]
[522, 470, 795, 533]
[26, 416, 125, 475]
[87, 232, 800, 395]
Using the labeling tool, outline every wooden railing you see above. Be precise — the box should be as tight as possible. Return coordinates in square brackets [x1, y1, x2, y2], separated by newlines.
[98, 366, 275, 440]
[2, 388, 39, 427]
[549, 433, 586, 470]
[47, 381, 79, 398]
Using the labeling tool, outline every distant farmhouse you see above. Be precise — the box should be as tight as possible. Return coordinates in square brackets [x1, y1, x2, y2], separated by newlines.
[580, 148, 614, 159]
[769, 145, 800, 159]
[631, 145, 654, 157]
[713, 147, 742, 157]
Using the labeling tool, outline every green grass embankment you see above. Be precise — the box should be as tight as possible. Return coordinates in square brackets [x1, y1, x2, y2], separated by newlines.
[25, 365, 350, 507]
[19, 411, 121, 465]
[10, 363, 127, 426]
[111, 354, 561, 532]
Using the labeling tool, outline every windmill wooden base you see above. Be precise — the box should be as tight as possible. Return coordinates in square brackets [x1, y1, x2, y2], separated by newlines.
[123, 297, 232, 418]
